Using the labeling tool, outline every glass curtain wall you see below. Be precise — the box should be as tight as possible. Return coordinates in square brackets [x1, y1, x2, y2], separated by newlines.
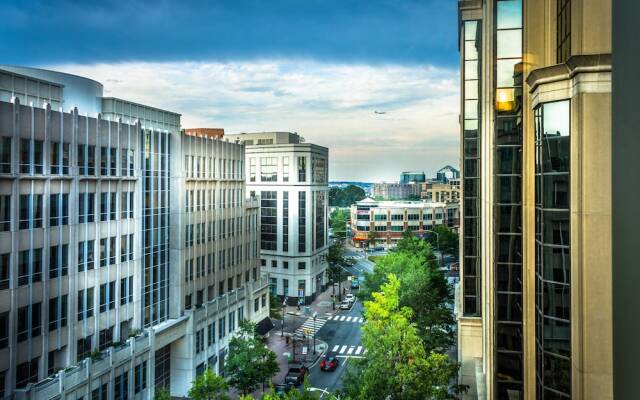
[462, 19, 482, 316]
[535, 100, 571, 399]
[494, 0, 524, 397]
[142, 128, 170, 327]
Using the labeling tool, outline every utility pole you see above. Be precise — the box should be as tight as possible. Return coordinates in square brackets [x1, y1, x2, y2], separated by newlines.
[281, 297, 287, 337]
[313, 312, 318, 355]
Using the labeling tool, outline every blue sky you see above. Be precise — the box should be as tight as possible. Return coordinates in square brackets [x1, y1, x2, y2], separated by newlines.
[1, 0, 460, 181]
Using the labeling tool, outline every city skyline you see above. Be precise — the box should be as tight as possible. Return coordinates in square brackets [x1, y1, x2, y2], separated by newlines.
[1, 0, 460, 182]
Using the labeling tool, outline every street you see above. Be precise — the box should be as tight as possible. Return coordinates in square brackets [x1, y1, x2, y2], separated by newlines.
[307, 298, 365, 394]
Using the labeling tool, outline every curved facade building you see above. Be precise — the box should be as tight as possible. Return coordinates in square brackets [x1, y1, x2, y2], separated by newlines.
[0, 65, 104, 116]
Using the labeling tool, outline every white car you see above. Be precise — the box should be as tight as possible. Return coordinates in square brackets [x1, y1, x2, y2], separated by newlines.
[345, 293, 355, 303]
[339, 300, 351, 310]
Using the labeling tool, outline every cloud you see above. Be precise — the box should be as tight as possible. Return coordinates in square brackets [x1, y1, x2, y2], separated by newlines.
[1, 0, 457, 66]
[49, 60, 459, 181]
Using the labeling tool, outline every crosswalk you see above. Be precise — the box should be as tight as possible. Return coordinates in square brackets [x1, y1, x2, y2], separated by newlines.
[326, 315, 364, 323]
[330, 344, 366, 356]
[294, 316, 328, 337]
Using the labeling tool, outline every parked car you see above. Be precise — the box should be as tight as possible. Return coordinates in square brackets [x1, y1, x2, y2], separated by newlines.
[345, 293, 356, 303]
[351, 278, 360, 289]
[274, 382, 294, 395]
[320, 355, 339, 371]
[285, 363, 308, 386]
[339, 300, 351, 310]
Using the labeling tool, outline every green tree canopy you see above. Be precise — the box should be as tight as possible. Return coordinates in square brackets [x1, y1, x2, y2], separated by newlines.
[360, 230, 455, 352]
[329, 209, 350, 240]
[345, 274, 459, 400]
[329, 185, 366, 207]
[425, 225, 459, 256]
[187, 367, 230, 400]
[225, 321, 280, 395]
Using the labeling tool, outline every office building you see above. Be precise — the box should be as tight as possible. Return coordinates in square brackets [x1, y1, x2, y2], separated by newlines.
[421, 181, 461, 203]
[399, 171, 426, 185]
[350, 198, 459, 248]
[435, 165, 460, 183]
[0, 66, 269, 399]
[229, 132, 329, 305]
[457, 1, 612, 399]
[372, 182, 420, 200]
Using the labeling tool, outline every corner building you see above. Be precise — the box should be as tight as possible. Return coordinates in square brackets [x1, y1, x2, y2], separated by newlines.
[457, 1, 612, 399]
[0, 66, 269, 399]
[228, 132, 329, 305]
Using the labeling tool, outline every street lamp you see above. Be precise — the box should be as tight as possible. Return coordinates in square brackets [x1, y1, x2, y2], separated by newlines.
[281, 297, 287, 338]
[312, 312, 318, 355]
[424, 229, 442, 267]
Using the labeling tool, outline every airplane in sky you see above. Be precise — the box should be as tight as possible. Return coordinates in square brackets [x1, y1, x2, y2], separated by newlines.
[374, 110, 386, 114]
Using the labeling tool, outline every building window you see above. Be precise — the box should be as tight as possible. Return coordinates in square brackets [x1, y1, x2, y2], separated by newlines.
[77, 288, 94, 321]
[78, 240, 95, 272]
[114, 370, 129, 400]
[0, 137, 11, 173]
[49, 193, 69, 226]
[282, 191, 289, 252]
[48, 295, 68, 331]
[556, 0, 571, 63]
[121, 276, 134, 305]
[315, 191, 326, 250]
[297, 156, 307, 182]
[77, 336, 92, 361]
[17, 303, 41, 342]
[494, 1, 523, 397]
[260, 157, 277, 182]
[49, 244, 68, 279]
[79, 192, 95, 223]
[535, 100, 571, 398]
[50, 142, 70, 175]
[282, 156, 289, 182]
[18, 248, 42, 286]
[20, 139, 44, 174]
[19, 194, 42, 229]
[218, 316, 226, 339]
[299, 192, 306, 252]
[134, 361, 148, 393]
[99, 281, 116, 312]
[15, 357, 39, 388]
[0, 312, 8, 348]
[0, 195, 9, 231]
[260, 191, 277, 251]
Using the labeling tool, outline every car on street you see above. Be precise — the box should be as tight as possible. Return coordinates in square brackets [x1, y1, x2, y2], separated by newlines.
[284, 363, 308, 386]
[345, 293, 356, 303]
[320, 355, 339, 371]
[339, 300, 351, 310]
[351, 278, 360, 289]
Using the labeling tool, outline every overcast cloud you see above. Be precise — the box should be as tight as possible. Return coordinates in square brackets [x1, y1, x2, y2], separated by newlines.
[51, 61, 459, 181]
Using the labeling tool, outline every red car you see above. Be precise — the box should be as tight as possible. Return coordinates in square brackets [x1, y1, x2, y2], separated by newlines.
[320, 355, 339, 371]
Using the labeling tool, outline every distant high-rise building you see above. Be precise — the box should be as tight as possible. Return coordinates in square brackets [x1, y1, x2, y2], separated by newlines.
[457, 1, 612, 399]
[435, 165, 460, 183]
[228, 132, 329, 305]
[0, 66, 269, 398]
[373, 182, 420, 200]
[399, 171, 426, 185]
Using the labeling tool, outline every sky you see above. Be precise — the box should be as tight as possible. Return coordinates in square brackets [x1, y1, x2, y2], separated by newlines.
[1, 0, 460, 182]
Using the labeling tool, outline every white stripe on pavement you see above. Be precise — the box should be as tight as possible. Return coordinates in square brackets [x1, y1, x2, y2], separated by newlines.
[347, 347, 355, 355]
[332, 345, 339, 352]
[355, 346, 363, 355]
[339, 345, 347, 354]
[339, 316, 346, 321]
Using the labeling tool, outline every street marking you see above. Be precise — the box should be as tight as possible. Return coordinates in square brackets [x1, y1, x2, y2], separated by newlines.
[336, 355, 365, 359]
[294, 316, 327, 336]
[332, 345, 339, 352]
[355, 346, 363, 355]
[347, 346, 354, 355]
[346, 316, 353, 322]
[339, 345, 347, 354]
[339, 316, 346, 321]
[358, 317, 364, 323]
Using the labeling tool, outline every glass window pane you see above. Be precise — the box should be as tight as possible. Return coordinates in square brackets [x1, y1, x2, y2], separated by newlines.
[464, 20, 478, 40]
[497, 0, 523, 29]
[497, 29, 522, 58]
[464, 100, 478, 119]
[497, 59, 521, 87]
[543, 101, 570, 137]
[464, 40, 478, 61]
[465, 81, 479, 100]
[465, 60, 478, 80]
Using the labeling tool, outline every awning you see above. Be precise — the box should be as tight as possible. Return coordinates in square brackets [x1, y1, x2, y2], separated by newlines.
[255, 317, 274, 336]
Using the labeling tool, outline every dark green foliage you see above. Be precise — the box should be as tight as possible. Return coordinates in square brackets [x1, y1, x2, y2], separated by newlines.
[329, 185, 366, 207]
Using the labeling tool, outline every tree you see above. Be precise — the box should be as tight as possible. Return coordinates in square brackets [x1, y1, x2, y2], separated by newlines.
[426, 225, 459, 257]
[188, 367, 230, 400]
[360, 231, 455, 352]
[225, 321, 280, 395]
[329, 209, 349, 241]
[269, 294, 283, 320]
[366, 230, 377, 249]
[344, 275, 460, 400]
[154, 387, 171, 400]
[329, 185, 366, 207]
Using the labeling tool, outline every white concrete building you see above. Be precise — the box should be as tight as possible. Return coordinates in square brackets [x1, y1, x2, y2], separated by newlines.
[228, 132, 329, 305]
[0, 66, 269, 399]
